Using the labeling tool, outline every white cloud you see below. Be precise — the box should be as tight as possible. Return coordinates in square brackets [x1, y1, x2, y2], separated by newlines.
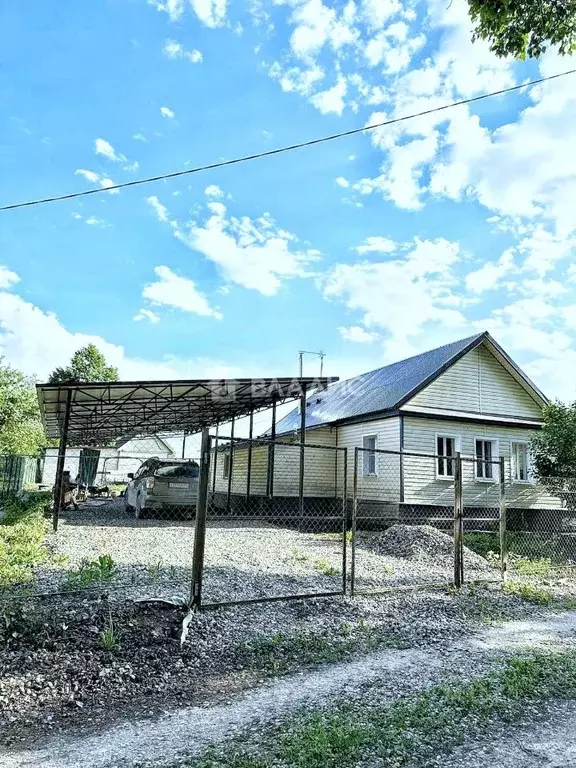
[133, 133, 147, 143]
[143, 266, 223, 319]
[335, 176, 349, 188]
[466, 249, 515, 294]
[205, 184, 224, 197]
[355, 236, 397, 254]
[74, 169, 119, 194]
[148, 0, 184, 21]
[190, 0, 228, 27]
[338, 325, 379, 343]
[323, 238, 465, 352]
[170, 199, 320, 295]
[288, 0, 358, 60]
[0, 266, 19, 290]
[268, 62, 325, 96]
[94, 138, 126, 164]
[85, 216, 107, 227]
[147, 195, 170, 223]
[163, 39, 203, 62]
[361, 0, 401, 29]
[160, 106, 175, 119]
[134, 308, 161, 324]
[310, 74, 347, 115]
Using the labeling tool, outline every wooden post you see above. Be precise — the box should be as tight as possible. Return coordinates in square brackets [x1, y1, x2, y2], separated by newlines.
[499, 455, 507, 582]
[453, 453, 463, 588]
[52, 389, 72, 533]
[350, 447, 358, 597]
[190, 429, 212, 609]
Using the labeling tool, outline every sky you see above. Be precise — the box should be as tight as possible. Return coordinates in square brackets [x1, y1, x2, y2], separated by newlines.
[1, 0, 576, 444]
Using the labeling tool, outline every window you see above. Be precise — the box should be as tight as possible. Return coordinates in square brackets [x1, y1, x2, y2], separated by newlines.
[475, 439, 498, 480]
[106, 457, 119, 471]
[436, 435, 458, 478]
[511, 442, 531, 482]
[223, 452, 230, 480]
[362, 435, 377, 476]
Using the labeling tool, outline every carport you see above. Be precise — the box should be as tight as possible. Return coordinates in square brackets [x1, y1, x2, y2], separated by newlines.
[37, 375, 337, 606]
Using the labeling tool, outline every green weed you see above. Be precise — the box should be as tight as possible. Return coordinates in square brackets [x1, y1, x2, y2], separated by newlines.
[64, 554, 116, 590]
[100, 610, 118, 652]
[313, 557, 339, 577]
[503, 580, 552, 605]
[0, 492, 53, 588]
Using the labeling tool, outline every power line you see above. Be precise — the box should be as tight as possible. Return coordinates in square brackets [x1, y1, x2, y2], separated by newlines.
[2, 67, 575, 213]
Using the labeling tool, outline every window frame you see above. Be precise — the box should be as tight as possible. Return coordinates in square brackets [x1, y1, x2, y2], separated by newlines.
[435, 433, 461, 480]
[222, 452, 231, 480]
[362, 434, 378, 477]
[474, 437, 500, 482]
[511, 440, 533, 484]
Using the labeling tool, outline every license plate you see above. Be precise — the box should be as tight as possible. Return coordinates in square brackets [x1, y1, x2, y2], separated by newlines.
[169, 482, 188, 489]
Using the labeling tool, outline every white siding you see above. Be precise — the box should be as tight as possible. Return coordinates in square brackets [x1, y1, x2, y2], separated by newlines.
[337, 417, 401, 499]
[212, 427, 339, 498]
[403, 416, 561, 509]
[408, 344, 542, 419]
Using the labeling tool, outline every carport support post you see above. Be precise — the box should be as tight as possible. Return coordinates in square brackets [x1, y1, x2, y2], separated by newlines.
[212, 423, 219, 493]
[499, 456, 508, 582]
[52, 389, 72, 533]
[267, 400, 276, 497]
[226, 417, 235, 513]
[298, 390, 306, 521]
[181, 431, 187, 459]
[191, 428, 212, 610]
[246, 412, 253, 502]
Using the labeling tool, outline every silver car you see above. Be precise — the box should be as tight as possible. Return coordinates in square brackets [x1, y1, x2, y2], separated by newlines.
[124, 458, 199, 519]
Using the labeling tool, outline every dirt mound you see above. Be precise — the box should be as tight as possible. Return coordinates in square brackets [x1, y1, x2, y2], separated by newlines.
[374, 524, 493, 573]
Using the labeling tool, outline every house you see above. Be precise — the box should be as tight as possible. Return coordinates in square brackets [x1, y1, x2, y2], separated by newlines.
[41, 435, 175, 487]
[212, 332, 561, 526]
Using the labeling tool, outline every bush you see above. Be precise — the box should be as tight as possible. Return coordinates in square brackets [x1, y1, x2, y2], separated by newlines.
[0, 492, 52, 588]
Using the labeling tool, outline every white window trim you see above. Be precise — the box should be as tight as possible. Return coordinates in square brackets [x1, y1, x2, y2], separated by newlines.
[510, 440, 534, 484]
[362, 434, 378, 477]
[474, 437, 500, 483]
[435, 433, 461, 481]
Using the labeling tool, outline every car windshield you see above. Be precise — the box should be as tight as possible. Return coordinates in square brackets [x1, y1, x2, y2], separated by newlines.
[153, 462, 200, 479]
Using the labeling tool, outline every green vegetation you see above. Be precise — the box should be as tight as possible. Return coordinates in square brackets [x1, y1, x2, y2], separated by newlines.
[48, 343, 118, 384]
[503, 580, 552, 605]
[190, 650, 576, 768]
[313, 557, 339, 577]
[0, 358, 47, 455]
[64, 554, 116, 590]
[148, 562, 162, 582]
[0, 492, 53, 588]
[291, 548, 308, 563]
[100, 610, 118, 651]
[237, 622, 407, 676]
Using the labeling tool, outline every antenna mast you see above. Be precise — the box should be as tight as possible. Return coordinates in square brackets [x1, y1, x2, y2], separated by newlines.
[298, 350, 325, 378]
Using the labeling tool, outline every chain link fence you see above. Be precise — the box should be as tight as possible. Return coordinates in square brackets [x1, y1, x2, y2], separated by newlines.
[199, 435, 348, 607]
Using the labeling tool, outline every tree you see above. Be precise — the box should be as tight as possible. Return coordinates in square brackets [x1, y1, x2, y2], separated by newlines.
[48, 344, 119, 385]
[468, 0, 576, 59]
[531, 401, 576, 506]
[0, 358, 46, 455]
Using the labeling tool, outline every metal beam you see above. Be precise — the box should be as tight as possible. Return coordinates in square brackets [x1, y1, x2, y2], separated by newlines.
[226, 417, 235, 513]
[246, 412, 253, 502]
[267, 400, 277, 497]
[52, 389, 73, 533]
[299, 389, 306, 522]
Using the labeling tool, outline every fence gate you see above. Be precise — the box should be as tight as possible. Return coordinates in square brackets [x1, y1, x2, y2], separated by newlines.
[351, 448, 504, 595]
[195, 434, 348, 608]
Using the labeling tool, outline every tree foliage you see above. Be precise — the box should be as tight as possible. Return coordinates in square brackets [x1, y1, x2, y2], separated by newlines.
[0, 358, 46, 455]
[468, 0, 576, 59]
[48, 344, 119, 385]
[531, 401, 576, 504]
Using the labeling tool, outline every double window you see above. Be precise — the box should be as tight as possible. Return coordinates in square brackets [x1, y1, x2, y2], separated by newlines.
[511, 441, 531, 483]
[475, 439, 498, 480]
[436, 434, 459, 478]
[362, 435, 377, 476]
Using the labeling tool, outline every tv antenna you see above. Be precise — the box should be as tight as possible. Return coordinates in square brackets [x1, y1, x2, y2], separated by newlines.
[298, 350, 325, 378]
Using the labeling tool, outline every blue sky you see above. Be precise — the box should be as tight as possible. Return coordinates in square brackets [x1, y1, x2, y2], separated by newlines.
[1, 0, 576, 426]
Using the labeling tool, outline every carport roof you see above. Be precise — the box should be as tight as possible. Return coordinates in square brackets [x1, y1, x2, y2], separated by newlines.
[37, 377, 337, 444]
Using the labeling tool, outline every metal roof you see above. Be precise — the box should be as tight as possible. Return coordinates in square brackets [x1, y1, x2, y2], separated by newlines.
[37, 377, 337, 443]
[271, 332, 547, 435]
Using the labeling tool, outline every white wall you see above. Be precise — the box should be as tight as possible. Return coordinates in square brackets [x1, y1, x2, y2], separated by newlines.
[403, 416, 561, 509]
[408, 344, 543, 419]
[336, 417, 401, 500]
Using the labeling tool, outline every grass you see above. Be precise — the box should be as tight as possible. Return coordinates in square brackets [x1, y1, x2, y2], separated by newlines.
[0, 492, 53, 589]
[313, 557, 339, 577]
[236, 621, 407, 676]
[503, 580, 553, 605]
[100, 610, 118, 651]
[64, 554, 117, 590]
[189, 650, 576, 768]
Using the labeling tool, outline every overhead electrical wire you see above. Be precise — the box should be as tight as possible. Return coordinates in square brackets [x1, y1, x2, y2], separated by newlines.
[1, 67, 575, 213]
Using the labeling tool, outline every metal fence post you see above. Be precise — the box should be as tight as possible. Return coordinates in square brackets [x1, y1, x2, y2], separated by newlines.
[453, 452, 463, 588]
[341, 448, 348, 595]
[499, 455, 508, 582]
[350, 448, 358, 597]
[52, 388, 72, 533]
[190, 429, 212, 610]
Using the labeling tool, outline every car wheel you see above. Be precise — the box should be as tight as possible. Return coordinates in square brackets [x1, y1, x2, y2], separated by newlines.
[134, 497, 147, 519]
